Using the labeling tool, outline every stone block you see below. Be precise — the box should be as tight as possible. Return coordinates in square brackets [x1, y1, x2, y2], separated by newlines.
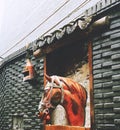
[94, 83, 103, 89]
[103, 71, 112, 77]
[112, 74, 120, 81]
[113, 96, 120, 102]
[93, 59, 103, 65]
[93, 64, 102, 69]
[102, 61, 112, 67]
[103, 92, 114, 98]
[111, 54, 120, 60]
[112, 85, 120, 91]
[104, 113, 115, 119]
[94, 93, 103, 99]
[95, 103, 104, 108]
[102, 51, 112, 57]
[111, 42, 120, 50]
[94, 73, 102, 79]
[113, 108, 120, 113]
[104, 102, 114, 108]
[95, 114, 104, 119]
[93, 45, 101, 50]
[111, 32, 120, 40]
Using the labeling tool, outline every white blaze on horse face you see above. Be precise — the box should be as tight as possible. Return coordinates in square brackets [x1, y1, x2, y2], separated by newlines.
[38, 76, 63, 112]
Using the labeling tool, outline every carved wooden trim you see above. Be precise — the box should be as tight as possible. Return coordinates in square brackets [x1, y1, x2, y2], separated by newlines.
[88, 41, 94, 130]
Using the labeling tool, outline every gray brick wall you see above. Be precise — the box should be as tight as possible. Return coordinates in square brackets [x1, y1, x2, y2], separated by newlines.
[0, 1, 120, 130]
[0, 55, 44, 130]
[93, 11, 120, 130]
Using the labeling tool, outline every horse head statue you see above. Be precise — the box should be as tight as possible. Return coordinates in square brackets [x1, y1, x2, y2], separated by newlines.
[38, 74, 87, 126]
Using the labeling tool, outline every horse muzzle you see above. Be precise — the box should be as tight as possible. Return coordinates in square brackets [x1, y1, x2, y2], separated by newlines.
[38, 108, 50, 121]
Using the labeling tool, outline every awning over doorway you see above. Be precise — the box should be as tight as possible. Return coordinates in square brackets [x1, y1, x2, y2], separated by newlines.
[32, 16, 93, 52]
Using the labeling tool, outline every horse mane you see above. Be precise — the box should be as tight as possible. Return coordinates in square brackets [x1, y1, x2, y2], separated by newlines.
[55, 76, 87, 107]
[41, 74, 87, 126]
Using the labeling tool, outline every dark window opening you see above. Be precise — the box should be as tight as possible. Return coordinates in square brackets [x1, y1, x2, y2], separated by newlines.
[46, 41, 88, 76]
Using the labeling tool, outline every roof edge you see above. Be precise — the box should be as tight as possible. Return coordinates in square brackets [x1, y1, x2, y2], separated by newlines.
[0, 0, 119, 69]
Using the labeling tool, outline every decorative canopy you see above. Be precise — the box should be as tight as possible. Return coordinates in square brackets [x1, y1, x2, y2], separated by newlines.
[32, 16, 93, 52]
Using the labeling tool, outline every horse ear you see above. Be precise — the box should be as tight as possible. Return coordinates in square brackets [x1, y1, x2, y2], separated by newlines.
[60, 78, 73, 92]
[44, 73, 51, 82]
[44, 74, 60, 85]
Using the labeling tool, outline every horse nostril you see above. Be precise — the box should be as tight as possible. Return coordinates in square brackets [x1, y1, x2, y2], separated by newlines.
[46, 109, 49, 113]
[44, 109, 49, 114]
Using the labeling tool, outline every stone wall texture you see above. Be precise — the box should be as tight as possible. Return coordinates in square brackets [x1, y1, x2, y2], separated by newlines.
[0, 0, 120, 130]
[0, 55, 45, 130]
[93, 10, 120, 130]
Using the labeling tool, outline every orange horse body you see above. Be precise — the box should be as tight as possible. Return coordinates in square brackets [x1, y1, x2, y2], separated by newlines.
[38, 75, 87, 126]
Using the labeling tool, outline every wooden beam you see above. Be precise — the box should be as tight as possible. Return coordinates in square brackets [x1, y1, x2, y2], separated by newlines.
[45, 125, 90, 130]
[88, 41, 94, 130]
[87, 16, 110, 34]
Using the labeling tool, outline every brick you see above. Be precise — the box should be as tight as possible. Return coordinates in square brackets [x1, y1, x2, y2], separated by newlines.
[104, 113, 115, 119]
[93, 69, 103, 74]
[93, 50, 102, 55]
[112, 64, 120, 70]
[93, 44, 101, 50]
[94, 73, 102, 79]
[111, 54, 120, 60]
[101, 41, 112, 48]
[40, 58, 44, 63]
[93, 59, 103, 65]
[94, 79, 103, 84]
[97, 124, 115, 130]
[113, 102, 120, 107]
[102, 61, 112, 67]
[113, 96, 120, 102]
[95, 114, 104, 119]
[95, 103, 104, 109]
[102, 51, 112, 57]
[113, 108, 120, 113]
[111, 41, 120, 50]
[104, 102, 114, 108]
[110, 23, 120, 29]
[112, 67, 120, 74]
[94, 108, 104, 114]
[111, 32, 120, 40]
[114, 114, 120, 119]
[93, 54, 102, 60]
[112, 74, 120, 80]
[103, 92, 114, 98]
[94, 93, 103, 99]
[103, 71, 112, 77]
[112, 85, 120, 91]
[94, 83, 103, 88]
[93, 64, 102, 69]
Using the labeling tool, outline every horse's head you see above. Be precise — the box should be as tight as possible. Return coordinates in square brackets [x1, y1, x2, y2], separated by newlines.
[38, 74, 64, 121]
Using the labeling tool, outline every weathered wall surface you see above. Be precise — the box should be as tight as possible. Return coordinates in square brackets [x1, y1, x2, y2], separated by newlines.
[0, 55, 45, 130]
[92, 10, 120, 130]
[0, 0, 120, 130]
[68, 63, 90, 127]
